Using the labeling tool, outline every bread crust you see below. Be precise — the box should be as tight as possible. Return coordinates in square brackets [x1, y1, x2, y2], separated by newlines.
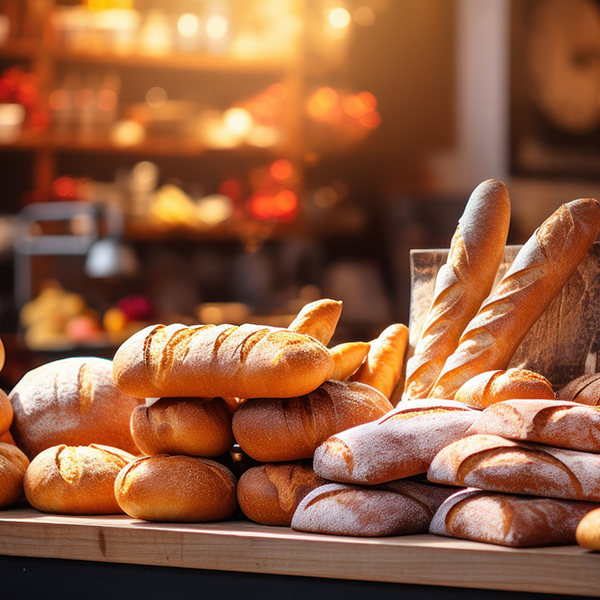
[287, 299, 342, 346]
[330, 342, 370, 381]
[0, 441, 29, 508]
[231, 380, 393, 463]
[0, 388, 12, 436]
[576, 506, 600, 549]
[556, 373, 600, 406]
[112, 323, 335, 400]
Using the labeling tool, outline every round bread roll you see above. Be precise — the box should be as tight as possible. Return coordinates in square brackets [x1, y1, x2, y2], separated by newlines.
[0, 336, 5, 373]
[0, 442, 29, 508]
[0, 388, 13, 436]
[23, 444, 135, 514]
[232, 380, 393, 463]
[9, 357, 144, 459]
[131, 397, 234, 458]
[114, 454, 237, 522]
[576, 506, 600, 550]
[454, 368, 554, 409]
[237, 460, 327, 526]
[556, 374, 600, 406]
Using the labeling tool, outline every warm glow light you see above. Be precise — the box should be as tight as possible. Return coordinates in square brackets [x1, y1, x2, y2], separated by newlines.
[52, 176, 77, 199]
[316, 87, 338, 108]
[248, 189, 297, 221]
[270, 159, 293, 181]
[206, 15, 228, 40]
[110, 119, 146, 147]
[358, 110, 381, 128]
[329, 7, 351, 28]
[354, 6, 375, 26]
[97, 89, 118, 111]
[357, 91, 377, 111]
[178, 13, 199, 37]
[48, 89, 69, 111]
[146, 86, 167, 108]
[223, 107, 253, 137]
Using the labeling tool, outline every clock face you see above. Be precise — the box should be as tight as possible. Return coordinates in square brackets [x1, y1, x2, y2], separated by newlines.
[526, 0, 600, 134]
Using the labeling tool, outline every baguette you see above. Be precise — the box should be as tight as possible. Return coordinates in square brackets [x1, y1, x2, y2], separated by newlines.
[576, 506, 600, 550]
[0, 442, 29, 508]
[112, 323, 335, 400]
[403, 180, 511, 400]
[330, 341, 370, 381]
[231, 380, 393, 463]
[287, 298, 342, 345]
[468, 399, 600, 453]
[430, 488, 600, 547]
[431, 198, 600, 399]
[291, 479, 459, 537]
[556, 373, 600, 406]
[428, 433, 600, 501]
[312, 399, 478, 485]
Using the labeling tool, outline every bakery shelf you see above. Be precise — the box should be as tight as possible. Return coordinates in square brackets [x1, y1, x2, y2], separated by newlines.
[0, 506, 598, 597]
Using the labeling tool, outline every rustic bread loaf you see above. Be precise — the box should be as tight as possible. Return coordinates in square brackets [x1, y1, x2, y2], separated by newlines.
[576, 506, 600, 550]
[428, 433, 600, 501]
[114, 454, 237, 522]
[431, 198, 600, 399]
[430, 488, 600, 547]
[9, 357, 143, 459]
[232, 380, 393, 463]
[0, 441, 29, 508]
[130, 397, 234, 457]
[454, 369, 555, 409]
[403, 180, 511, 400]
[0, 429, 15, 445]
[312, 399, 478, 485]
[287, 298, 342, 345]
[468, 399, 600, 452]
[292, 479, 459, 537]
[556, 373, 600, 406]
[0, 388, 12, 436]
[237, 460, 327, 525]
[112, 323, 335, 400]
[23, 444, 135, 514]
[330, 341, 370, 381]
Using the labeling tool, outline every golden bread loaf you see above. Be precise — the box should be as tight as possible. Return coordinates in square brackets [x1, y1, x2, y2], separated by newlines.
[0, 441, 29, 508]
[112, 323, 335, 400]
[431, 197, 600, 399]
[130, 397, 234, 457]
[23, 444, 135, 514]
[9, 357, 143, 459]
[0, 388, 12, 436]
[404, 180, 511, 400]
[114, 454, 237, 522]
[430, 488, 600, 547]
[237, 460, 327, 526]
[454, 368, 555, 409]
[287, 298, 342, 345]
[576, 506, 600, 550]
[556, 374, 600, 406]
[329, 341, 370, 381]
[231, 380, 393, 463]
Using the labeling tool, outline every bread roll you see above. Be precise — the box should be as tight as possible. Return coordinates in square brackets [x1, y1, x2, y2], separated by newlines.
[352, 323, 409, 400]
[454, 369, 554, 409]
[114, 454, 237, 522]
[112, 323, 335, 400]
[428, 433, 600, 501]
[431, 198, 600, 399]
[231, 380, 393, 463]
[0, 388, 12, 436]
[469, 399, 600, 453]
[0, 429, 15, 445]
[23, 444, 135, 514]
[0, 441, 29, 508]
[575, 506, 600, 550]
[9, 357, 143, 459]
[130, 397, 234, 457]
[287, 298, 342, 345]
[403, 180, 511, 400]
[330, 341, 370, 381]
[237, 460, 327, 525]
[556, 373, 600, 406]
[430, 488, 600, 547]
[313, 399, 478, 485]
[292, 480, 458, 537]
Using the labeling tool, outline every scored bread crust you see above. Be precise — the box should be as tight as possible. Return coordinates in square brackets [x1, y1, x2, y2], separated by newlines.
[431, 198, 600, 400]
[0, 441, 29, 508]
[556, 373, 600, 406]
[112, 323, 335, 400]
[403, 180, 511, 400]
[231, 380, 393, 463]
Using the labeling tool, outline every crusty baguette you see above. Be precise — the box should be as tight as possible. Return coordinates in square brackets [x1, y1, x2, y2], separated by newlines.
[330, 341, 370, 381]
[23, 444, 135, 514]
[556, 373, 600, 406]
[291, 479, 459, 537]
[130, 397, 234, 457]
[0, 441, 29, 508]
[468, 399, 600, 453]
[114, 454, 237, 522]
[431, 197, 600, 399]
[352, 323, 409, 400]
[454, 368, 554, 409]
[312, 399, 478, 485]
[428, 433, 600, 501]
[576, 506, 600, 549]
[112, 323, 335, 400]
[287, 298, 342, 346]
[430, 488, 600, 548]
[0, 388, 12, 436]
[403, 180, 511, 400]
[231, 380, 393, 463]
[237, 460, 327, 526]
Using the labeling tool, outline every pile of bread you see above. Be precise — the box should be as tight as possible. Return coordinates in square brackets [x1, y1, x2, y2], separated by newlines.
[3, 178, 600, 551]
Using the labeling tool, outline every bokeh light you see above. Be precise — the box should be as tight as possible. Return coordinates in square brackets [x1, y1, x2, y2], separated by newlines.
[177, 13, 199, 37]
[329, 7, 351, 28]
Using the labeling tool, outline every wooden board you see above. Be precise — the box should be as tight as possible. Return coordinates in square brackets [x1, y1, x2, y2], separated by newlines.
[0, 506, 599, 597]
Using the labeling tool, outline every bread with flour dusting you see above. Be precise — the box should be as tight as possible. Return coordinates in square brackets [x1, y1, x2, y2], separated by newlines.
[112, 323, 335, 400]
[312, 399, 478, 485]
[556, 373, 600, 406]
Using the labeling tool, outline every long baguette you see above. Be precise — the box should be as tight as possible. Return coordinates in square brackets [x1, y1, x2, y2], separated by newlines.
[112, 323, 335, 400]
[403, 179, 511, 400]
[431, 197, 600, 399]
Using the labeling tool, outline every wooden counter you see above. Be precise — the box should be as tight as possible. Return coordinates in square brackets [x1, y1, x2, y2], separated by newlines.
[0, 506, 599, 598]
